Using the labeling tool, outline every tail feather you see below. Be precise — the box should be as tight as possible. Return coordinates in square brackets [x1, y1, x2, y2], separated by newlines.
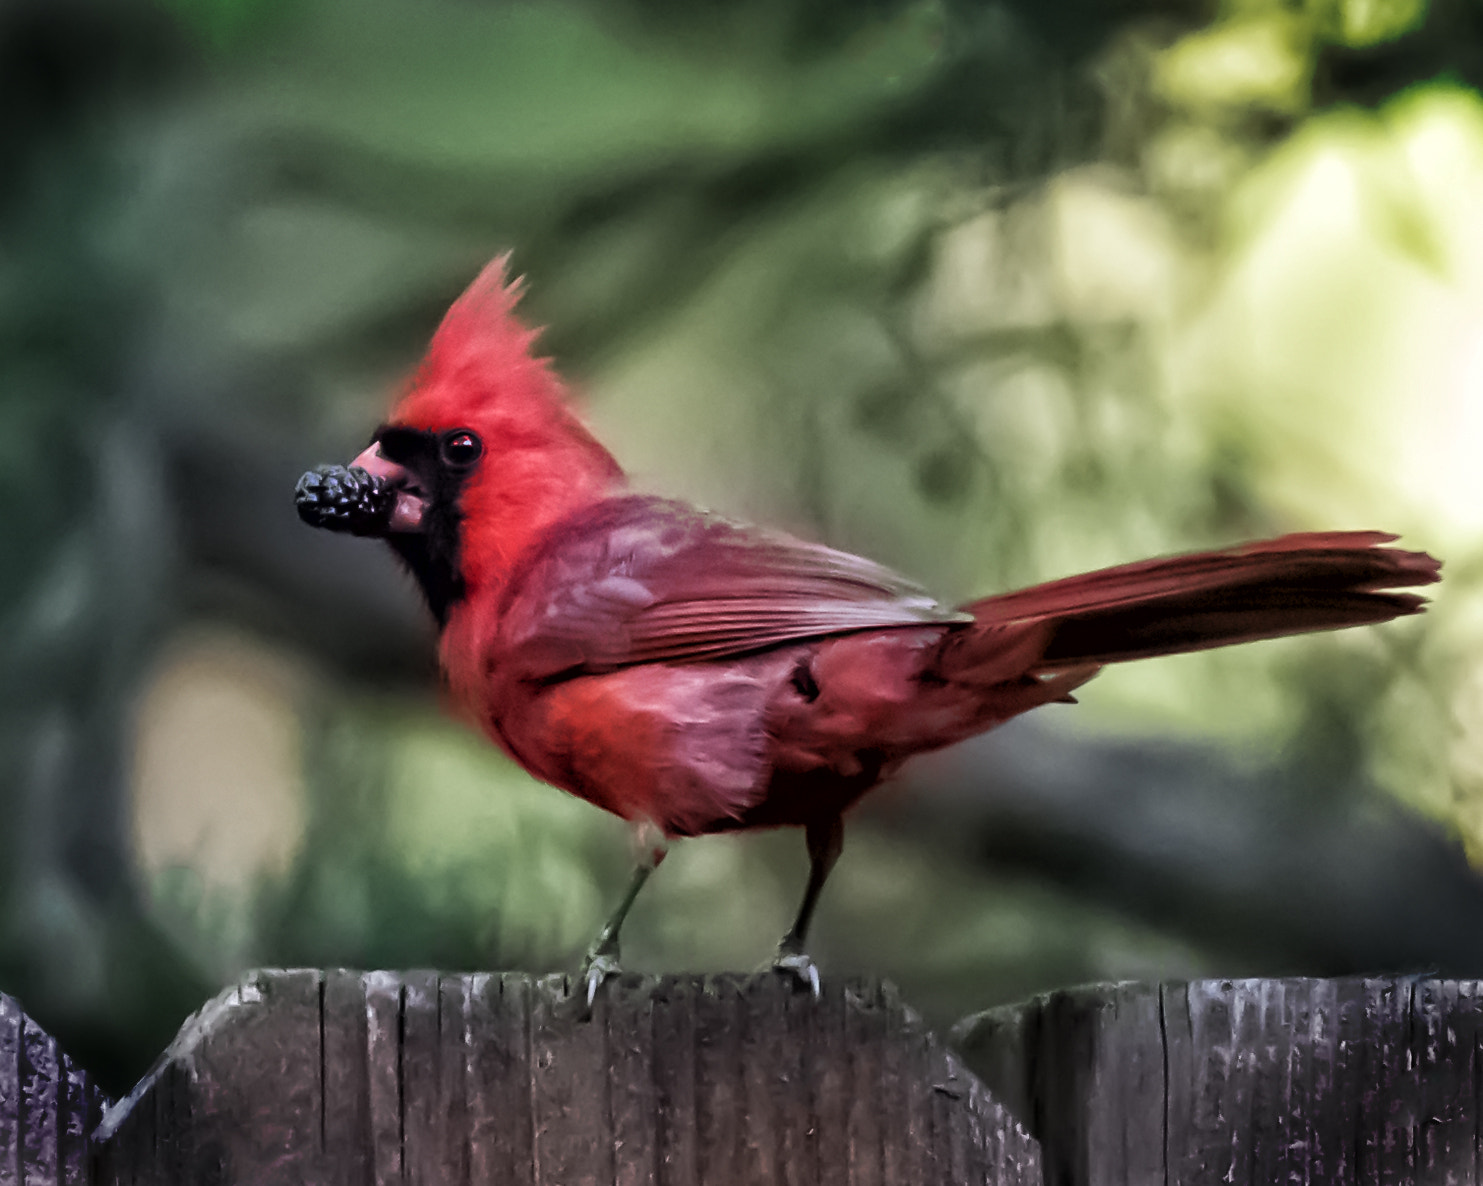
[961, 531, 1440, 670]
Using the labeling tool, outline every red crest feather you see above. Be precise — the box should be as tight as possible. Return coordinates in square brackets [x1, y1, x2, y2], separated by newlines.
[392, 254, 563, 433]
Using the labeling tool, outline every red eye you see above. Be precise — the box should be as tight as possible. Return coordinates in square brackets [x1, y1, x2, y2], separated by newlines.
[440, 430, 483, 467]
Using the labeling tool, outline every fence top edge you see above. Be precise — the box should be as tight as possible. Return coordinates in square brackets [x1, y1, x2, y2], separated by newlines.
[951, 974, 1476, 1043]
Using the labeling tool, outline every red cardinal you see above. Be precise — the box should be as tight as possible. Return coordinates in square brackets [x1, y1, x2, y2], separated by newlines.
[297, 258, 1440, 1000]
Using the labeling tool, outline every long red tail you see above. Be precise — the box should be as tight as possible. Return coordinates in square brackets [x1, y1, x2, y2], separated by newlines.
[962, 531, 1441, 670]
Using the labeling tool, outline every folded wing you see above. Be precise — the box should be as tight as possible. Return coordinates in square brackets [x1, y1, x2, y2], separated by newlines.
[495, 496, 968, 681]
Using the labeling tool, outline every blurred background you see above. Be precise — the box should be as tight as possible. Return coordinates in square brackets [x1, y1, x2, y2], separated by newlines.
[6, 0, 1483, 1093]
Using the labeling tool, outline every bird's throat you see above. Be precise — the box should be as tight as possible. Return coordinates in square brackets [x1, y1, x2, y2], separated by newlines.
[387, 521, 467, 627]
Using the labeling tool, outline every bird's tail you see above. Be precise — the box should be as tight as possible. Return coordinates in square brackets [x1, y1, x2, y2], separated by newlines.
[959, 531, 1441, 672]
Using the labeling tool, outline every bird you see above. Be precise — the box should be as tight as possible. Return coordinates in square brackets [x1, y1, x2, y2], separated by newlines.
[295, 257, 1441, 1003]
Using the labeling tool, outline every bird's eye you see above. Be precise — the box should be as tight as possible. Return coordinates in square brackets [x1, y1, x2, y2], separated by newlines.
[440, 430, 483, 468]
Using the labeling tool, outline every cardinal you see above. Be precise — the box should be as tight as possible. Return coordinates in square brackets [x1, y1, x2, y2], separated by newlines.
[296, 257, 1440, 1002]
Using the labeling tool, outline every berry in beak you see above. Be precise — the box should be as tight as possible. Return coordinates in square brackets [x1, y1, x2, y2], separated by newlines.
[295, 444, 428, 535]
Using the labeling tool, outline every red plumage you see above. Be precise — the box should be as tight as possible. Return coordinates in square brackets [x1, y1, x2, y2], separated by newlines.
[297, 258, 1441, 988]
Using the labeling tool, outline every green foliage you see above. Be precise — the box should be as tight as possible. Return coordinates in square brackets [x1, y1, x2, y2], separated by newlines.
[156, 0, 297, 48]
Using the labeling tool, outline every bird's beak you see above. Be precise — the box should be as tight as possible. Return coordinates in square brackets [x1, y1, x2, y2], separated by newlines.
[349, 443, 428, 532]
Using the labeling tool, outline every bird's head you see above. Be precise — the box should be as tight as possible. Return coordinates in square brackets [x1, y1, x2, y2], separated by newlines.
[296, 257, 623, 624]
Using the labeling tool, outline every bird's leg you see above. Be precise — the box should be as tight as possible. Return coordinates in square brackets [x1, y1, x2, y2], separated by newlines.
[770, 815, 844, 996]
[580, 820, 667, 1007]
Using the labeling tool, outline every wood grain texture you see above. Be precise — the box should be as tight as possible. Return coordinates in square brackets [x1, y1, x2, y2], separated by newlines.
[90, 970, 1034, 1185]
[0, 992, 109, 1186]
[58, 971, 1483, 1183]
[953, 977, 1483, 1186]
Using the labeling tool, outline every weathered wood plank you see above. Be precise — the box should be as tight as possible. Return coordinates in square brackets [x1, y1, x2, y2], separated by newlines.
[694, 976, 746, 1182]
[955, 977, 1483, 1186]
[0, 992, 109, 1186]
[467, 972, 534, 1183]
[362, 969, 403, 1185]
[321, 968, 372, 1185]
[841, 981, 882, 1186]
[1415, 979, 1483, 1186]
[95, 970, 316, 1183]
[783, 973, 827, 1186]
[530, 970, 610, 1184]
[459, 973, 509, 1186]
[91, 970, 1033, 1185]
[21, 1013, 60, 1186]
[809, 977, 849, 1186]
[650, 974, 699, 1186]
[606, 974, 659, 1186]
[398, 969, 447, 1184]
[894, 992, 936, 1185]
[0, 996, 17, 1186]
[432, 973, 471, 1185]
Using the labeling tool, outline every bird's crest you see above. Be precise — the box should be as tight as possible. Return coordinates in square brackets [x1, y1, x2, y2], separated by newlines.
[390, 254, 564, 432]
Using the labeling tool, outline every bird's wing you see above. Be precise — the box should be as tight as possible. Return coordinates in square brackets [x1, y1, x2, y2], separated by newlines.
[495, 496, 969, 680]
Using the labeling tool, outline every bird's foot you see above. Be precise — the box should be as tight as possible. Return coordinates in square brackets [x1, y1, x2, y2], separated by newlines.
[578, 939, 622, 1010]
[767, 938, 821, 997]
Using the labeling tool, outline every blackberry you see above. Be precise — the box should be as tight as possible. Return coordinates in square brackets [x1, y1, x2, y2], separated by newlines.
[294, 465, 397, 536]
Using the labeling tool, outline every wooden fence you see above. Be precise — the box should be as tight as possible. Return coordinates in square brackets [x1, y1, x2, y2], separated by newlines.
[0, 994, 108, 1185]
[4, 972, 1483, 1184]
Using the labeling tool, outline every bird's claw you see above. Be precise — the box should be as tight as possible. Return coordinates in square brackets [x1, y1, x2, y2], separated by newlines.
[580, 946, 622, 1009]
[769, 946, 821, 997]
